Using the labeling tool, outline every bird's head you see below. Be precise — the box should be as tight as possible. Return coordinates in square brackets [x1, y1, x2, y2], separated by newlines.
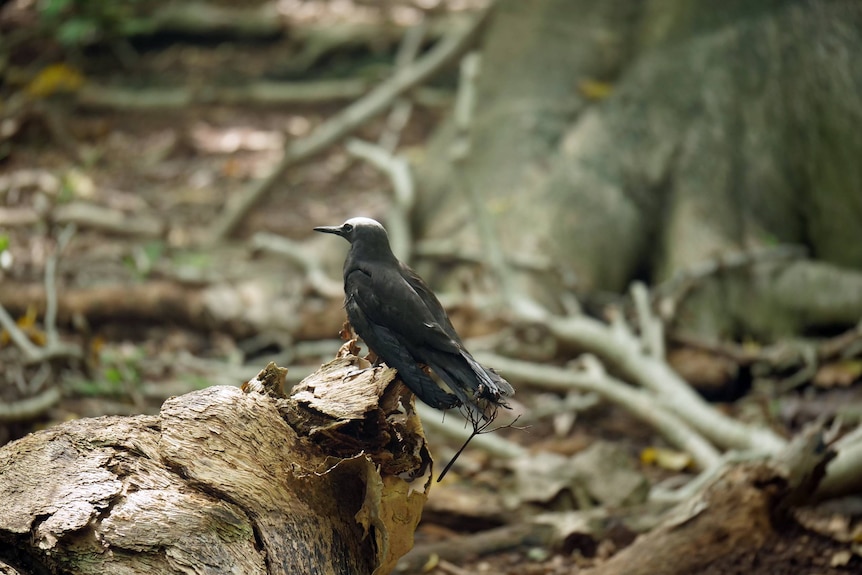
[314, 217, 388, 245]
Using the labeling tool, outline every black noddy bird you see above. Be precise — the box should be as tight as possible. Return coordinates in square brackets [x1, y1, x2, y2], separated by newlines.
[314, 216, 515, 422]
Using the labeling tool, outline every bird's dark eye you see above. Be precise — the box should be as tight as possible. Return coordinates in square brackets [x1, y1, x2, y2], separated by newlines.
[343, 223, 353, 232]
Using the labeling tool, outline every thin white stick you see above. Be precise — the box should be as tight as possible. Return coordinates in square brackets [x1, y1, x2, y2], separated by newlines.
[344, 138, 415, 261]
[631, 281, 665, 359]
[476, 352, 722, 470]
[249, 232, 343, 297]
[536, 312, 787, 453]
[44, 224, 76, 346]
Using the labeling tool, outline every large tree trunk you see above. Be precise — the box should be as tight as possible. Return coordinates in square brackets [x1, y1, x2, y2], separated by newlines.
[0, 349, 429, 575]
[415, 0, 862, 339]
[415, 0, 640, 300]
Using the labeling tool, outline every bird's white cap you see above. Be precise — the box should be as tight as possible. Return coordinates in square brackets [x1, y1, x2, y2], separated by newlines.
[343, 217, 385, 229]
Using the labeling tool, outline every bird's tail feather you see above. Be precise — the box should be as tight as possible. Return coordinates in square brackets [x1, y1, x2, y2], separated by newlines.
[462, 352, 515, 401]
[431, 362, 485, 419]
[425, 350, 513, 420]
[395, 358, 461, 409]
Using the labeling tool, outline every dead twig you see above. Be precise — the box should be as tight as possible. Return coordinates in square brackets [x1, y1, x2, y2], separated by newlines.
[0, 387, 62, 423]
[529, 310, 787, 453]
[0, 304, 42, 360]
[631, 281, 665, 359]
[77, 80, 370, 109]
[77, 82, 451, 111]
[0, 202, 164, 237]
[337, 21, 428, 262]
[378, 19, 428, 153]
[0, 207, 41, 227]
[818, 320, 862, 361]
[414, 403, 524, 458]
[477, 352, 722, 470]
[670, 321, 862, 395]
[0, 169, 60, 199]
[345, 139, 415, 261]
[0, 279, 345, 341]
[44, 224, 75, 347]
[816, 422, 862, 500]
[125, 1, 282, 38]
[0, 226, 82, 366]
[0, 226, 81, 421]
[670, 331, 777, 366]
[51, 202, 165, 237]
[436, 405, 523, 482]
[652, 244, 807, 323]
[397, 522, 554, 573]
[450, 50, 552, 321]
[249, 232, 343, 298]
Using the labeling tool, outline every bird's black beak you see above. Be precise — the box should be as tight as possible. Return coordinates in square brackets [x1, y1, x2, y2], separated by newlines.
[313, 225, 344, 237]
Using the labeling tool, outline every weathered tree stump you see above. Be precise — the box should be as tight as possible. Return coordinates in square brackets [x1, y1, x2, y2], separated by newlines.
[583, 429, 836, 575]
[0, 343, 430, 575]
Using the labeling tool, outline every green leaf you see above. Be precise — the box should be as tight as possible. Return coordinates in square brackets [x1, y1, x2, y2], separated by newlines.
[142, 241, 165, 264]
[104, 367, 124, 385]
[40, 0, 73, 19]
[57, 18, 98, 45]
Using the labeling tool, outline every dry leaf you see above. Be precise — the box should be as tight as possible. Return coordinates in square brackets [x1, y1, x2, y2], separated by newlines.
[814, 361, 862, 388]
[27, 64, 84, 97]
[578, 79, 613, 101]
[640, 446, 693, 471]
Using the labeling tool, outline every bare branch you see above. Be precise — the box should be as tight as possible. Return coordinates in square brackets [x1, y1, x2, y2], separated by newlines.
[0, 386, 62, 423]
[0, 304, 42, 360]
[477, 352, 722, 470]
[0, 223, 82, 365]
[44, 224, 76, 347]
[653, 244, 807, 321]
[53, 202, 165, 237]
[816, 423, 862, 500]
[249, 232, 343, 298]
[378, 19, 428, 152]
[631, 281, 665, 359]
[530, 312, 787, 453]
[345, 139, 415, 261]
[207, 5, 492, 242]
[78, 80, 369, 109]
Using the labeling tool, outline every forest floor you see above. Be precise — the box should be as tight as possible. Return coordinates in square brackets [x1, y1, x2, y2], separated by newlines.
[2, 1, 861, 574]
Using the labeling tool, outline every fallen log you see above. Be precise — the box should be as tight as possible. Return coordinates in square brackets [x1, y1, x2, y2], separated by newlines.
[0, 280, 345, 340]
[0, 346, 431, 574]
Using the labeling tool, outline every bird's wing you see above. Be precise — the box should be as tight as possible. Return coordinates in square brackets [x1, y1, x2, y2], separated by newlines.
[347, 265, 513, 412]
[394, 265, 515, 402]
[348, 264, 461, 353]
[398, 262, 463, 343]
[345, 270, 460, 409]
